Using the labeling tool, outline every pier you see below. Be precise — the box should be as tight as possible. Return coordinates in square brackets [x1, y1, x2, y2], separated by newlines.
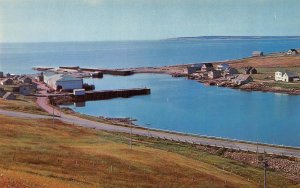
[59, 66, 134, 76]
[50, 88, 151, 104]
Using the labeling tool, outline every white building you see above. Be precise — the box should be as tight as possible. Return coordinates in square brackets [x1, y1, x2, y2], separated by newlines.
[275, 70, 299, 82]
[216, 63, 230, 71]
[44, 73, 83, 91]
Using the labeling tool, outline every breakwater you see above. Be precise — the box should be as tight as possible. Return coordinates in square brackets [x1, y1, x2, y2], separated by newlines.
[51, 88, 151, 104]
[59, 66, 133, 76]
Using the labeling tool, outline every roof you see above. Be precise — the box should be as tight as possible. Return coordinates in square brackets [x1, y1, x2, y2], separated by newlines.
[252, 51, 263, 54]
[203, 63, 213, 67]
[283, 70, 299, 77]
[235, 74, 252, 80]
[48, 74, 82, 83]
[3, 92, 15, 99]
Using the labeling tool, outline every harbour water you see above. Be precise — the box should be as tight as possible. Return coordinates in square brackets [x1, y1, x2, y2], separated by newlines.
[1, 38, 300, 146]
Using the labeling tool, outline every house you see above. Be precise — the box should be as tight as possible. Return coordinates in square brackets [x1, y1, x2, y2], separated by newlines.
[3, 92, 16, 100]
[201, 63, 214, 72]
[252, 51, 263, 57]
[275, 70, 299, 82]
[224, 67, 239, 76]
[0, 78, 14, 85]
[0, 72, 3, 78]
[184, 64, 202, 74]
[243, 66, 257, 74]
[287, 49, 298, 55]
[232, 75, 253, 85]
[19, 76, 32, 84]
[208, 70, 222, 79]
[19, 84, 36, 96]
[44, 73, 83, 91]
[216, 63, 230, 71]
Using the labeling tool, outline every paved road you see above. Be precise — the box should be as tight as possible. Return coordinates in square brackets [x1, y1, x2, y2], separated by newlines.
[1, 109, 299, 158]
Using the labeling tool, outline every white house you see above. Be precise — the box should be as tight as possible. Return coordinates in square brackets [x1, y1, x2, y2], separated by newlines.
[275, 70, 299, 82]
[44, 73, 83, 91]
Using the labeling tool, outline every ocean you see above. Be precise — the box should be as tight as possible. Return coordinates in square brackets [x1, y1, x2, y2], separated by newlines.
[1, 37, 300, 146]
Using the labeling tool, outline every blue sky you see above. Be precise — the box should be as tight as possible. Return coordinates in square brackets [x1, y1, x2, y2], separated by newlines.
[0, 0, 300, 42]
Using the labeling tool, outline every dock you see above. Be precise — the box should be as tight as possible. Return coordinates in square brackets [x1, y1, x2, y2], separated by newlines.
[59, 66, 134, 76]
[49, 88, 151, 104]
[79, 88, 150, 101]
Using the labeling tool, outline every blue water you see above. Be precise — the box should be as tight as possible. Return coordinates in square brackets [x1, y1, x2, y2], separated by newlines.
[64, 74, 300, 147]
[1, 38, 300, 74]
[1, 38, 300, 146]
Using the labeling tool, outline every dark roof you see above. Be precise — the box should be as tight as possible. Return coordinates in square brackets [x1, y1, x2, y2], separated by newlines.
[284, 70, 299, 77]
[203, 63, 213, 67]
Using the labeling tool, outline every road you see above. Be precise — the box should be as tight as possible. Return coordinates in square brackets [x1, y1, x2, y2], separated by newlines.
[0, 108, 299, 158]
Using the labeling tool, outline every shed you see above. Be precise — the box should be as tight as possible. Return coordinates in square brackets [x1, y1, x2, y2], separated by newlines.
[208, 70, 222, 79]
[0, 78, 14, 85]
[73, 89, 85, 96]
[201, 63, 214, 72]
[232, 75, 253, 85]
[252, 51, 263, 57]
[243, 66, 257, 74]
[3, 92, 16, 100]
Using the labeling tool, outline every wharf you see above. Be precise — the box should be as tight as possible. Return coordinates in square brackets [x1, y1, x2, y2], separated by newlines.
[50, 88, 151, 104]
[59, 66, 134, 76]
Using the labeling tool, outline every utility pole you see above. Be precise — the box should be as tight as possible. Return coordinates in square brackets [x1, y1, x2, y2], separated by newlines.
[52, 100, 55, 127]
[259, 150, 268, 188]
[130, 117, 132, 149]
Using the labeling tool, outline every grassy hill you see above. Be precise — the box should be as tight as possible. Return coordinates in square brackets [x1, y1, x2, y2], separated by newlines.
[0, 115, 298, 187]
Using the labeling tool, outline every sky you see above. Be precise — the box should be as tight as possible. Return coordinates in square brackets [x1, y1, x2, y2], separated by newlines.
[0, 0, 300, 42]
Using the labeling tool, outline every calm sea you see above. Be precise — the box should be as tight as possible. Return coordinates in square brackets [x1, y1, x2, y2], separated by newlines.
[1, 38, 300, 146]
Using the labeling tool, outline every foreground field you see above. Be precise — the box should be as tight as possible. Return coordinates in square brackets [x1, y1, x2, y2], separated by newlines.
[0, 115, 298, 187]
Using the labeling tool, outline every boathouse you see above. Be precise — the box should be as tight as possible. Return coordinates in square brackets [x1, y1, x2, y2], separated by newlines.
[44, 73, 83, 91]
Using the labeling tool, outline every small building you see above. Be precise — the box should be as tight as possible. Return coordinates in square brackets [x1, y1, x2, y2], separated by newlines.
[243, 66, 257, 74]
[201, 63, 214, 72]
[19, 84, 36, 96]
[3, 92, 16, 100]
[35, 75, 44, 82]
[208, 70, 222, 79]
[0, 78, 14, 85]
[216, 63, 230, 71]
[20, 77, 32, 84]
[73, 89, 85, 96]
[184, 64, 202, 74]
[275, 70, 299, 82]
[224, 67, 239, 76]
[287, 49, 298, 55]
[252, 51, 263, 57]
[232, 75, 253, 85]
[0, 72, 3, 78]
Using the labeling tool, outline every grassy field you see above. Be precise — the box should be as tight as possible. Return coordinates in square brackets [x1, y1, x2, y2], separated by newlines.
[0, 95, 48, 115]
[0, 115, 298, 187]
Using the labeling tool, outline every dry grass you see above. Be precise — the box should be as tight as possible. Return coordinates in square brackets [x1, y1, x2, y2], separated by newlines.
[0, 96, 48, 115]
[0, 115, 298, 187]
